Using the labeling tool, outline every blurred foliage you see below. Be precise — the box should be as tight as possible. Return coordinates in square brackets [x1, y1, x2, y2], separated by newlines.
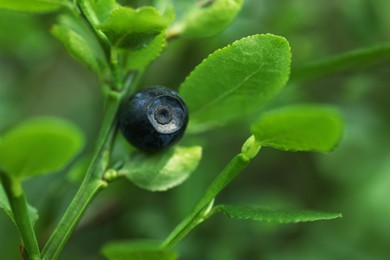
[1, 0, 390, 259]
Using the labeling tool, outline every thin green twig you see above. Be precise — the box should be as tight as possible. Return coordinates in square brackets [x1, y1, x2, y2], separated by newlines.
[161, 154, 252, 249]
[161, 136, 261, 249]
[41, 91, 122, 260]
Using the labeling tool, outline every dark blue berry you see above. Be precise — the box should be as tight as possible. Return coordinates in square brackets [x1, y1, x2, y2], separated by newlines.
[119, 86, 189, 152]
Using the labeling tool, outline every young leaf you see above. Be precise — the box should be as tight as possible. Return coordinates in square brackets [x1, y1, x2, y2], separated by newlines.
[101, 240, 177, 260]
[180, 0, 243, 38]
[51, 15, 108, 73]
[0, 117, 84, 180]
[51, 24, 101, 72]
[124, 32, 166, 71]
[241, 135, 261, 160]
[0, 0, 63, 13]
[79, 0, 119, 27]
[251, 105, 343, 152]
[0, 182, 39, 226]
[119, 146, 202, 191]
[179, 34, 291, 127]
[99, 6, 170, 50]
[213, 204, 342, 223]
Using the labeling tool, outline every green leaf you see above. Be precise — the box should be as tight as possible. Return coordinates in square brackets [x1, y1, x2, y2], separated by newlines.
[179, 34, 291, 128]
[101, 240, 177, 260]
[124, 32, 166, 71]
[251, 105, 343, 152]
[99, 6, 170, 50]
[180, 0, 243, 38]
[79, 0, 119, 27]
[213, 204, 342, 224]
[51, 24, 101, 72]
[291, 43, 390, 82]
[53, 15, 108, 71]
[0, 0, 63, 13]
[120, 146, 202, 192]
[0, 117, 85, 180]
[0, 182, 39, 226]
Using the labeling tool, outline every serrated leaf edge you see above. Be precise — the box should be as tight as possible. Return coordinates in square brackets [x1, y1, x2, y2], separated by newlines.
[179, 33, 292, 118]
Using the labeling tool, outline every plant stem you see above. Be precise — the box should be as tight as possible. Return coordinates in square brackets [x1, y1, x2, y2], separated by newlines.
[1, 173, 40, 260]
[41, 91, 122, 260]
[41, 179, 106, 259]
[161, 153, 252, 249]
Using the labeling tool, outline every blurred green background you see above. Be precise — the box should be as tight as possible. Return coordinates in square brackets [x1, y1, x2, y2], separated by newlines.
[1, 0, 390, 259]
